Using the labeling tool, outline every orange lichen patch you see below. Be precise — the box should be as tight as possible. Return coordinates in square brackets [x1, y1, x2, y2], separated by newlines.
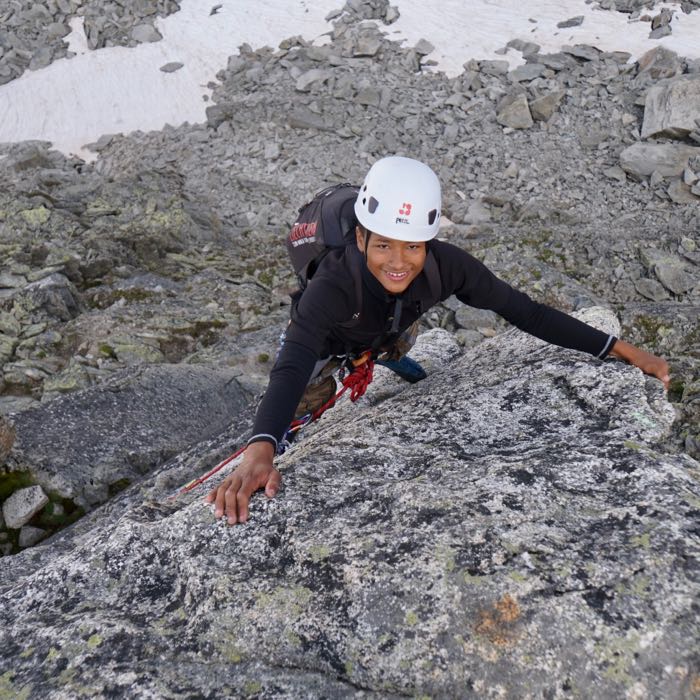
[475, 594, 522, 647]
[0, 416, 15, 462]
[690, 674, 700, 695]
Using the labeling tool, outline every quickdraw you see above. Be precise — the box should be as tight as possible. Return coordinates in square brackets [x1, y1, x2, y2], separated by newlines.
[168, 352, 375, 501]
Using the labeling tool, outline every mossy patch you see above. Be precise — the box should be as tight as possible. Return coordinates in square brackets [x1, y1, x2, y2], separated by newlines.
[243, 681, 262, 696]
[630, 532, 651, 549]
[405, 610, 419, 626]
[86, 634, 102, 649]
[0, 471, 35, 501]
[108, 478, 131, 498]
[308, 544, 331, 562]
[631, 314, 666, 350]
[20, 207, 50, 227]
[0, 671, 31, 700]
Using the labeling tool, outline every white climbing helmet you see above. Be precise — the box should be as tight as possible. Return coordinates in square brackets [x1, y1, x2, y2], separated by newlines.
[354, 156, 441, 242]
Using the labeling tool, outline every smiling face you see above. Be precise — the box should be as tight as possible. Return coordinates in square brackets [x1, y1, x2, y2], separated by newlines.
[356, 226, 427, 294]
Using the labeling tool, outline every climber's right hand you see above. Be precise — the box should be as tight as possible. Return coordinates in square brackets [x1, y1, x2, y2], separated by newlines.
[205, 441, 280, 525]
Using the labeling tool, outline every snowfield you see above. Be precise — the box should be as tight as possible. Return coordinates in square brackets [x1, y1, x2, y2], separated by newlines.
[0, 0, 699, 160]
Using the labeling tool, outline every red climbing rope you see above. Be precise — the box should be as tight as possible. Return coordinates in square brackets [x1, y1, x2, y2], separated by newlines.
[168, 353, 375, 500]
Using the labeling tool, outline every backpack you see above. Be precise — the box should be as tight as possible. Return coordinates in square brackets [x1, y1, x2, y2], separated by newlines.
[286, 183, 359, 289]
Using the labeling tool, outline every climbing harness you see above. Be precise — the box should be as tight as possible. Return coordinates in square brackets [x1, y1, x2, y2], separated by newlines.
[168, 352, 375, 501]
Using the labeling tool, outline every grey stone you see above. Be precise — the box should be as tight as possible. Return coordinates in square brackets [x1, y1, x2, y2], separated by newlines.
[454, 307, 499, 331]
[536, 53, 576, 71]
[650, 170, 666, 187]
[480, 60, 509, 76]
[635, 278, 670, 301]
[356, 86, 381, 107]
[509, 64, 546, 82]
[385, 6, 400, 23]
[497, 94, 533, 129]
[29, 47, 54, 71]
[642, 75, 700, 140]
[0, 272, 27, 289]
[655, 261, 697, 295]
[264, 142, 280, 160]
[506, 40, 540, 57]
[159, 62, 184, 73]
[295, 69, 333, 92]
[0, 396, 39, 415]
[3, 365, 253, 509]
[651, 8, 674, 30]
[529, 90, 565, 121]
[454, 328, 484, 348]
[2, 485, 49, 529]
[353, 36, 382, 58]
[18, 526, 46, 548]
[287, 108, 331, 131]
[649, 25, 672, 39]
[603, 166, 627, 183]
[562, 44, 602, 61]
[46, 23, 71, 40]
[205, 104, 232, 129]
[667, 179, 700, 205]
[14, 273, 82, 323]
[557, 16, 584, 28]
[130, 24, 162, 44]
[619, 143, 700, 178]
[414, 39, 434, 56]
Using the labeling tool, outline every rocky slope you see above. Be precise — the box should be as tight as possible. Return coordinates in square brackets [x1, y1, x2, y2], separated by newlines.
[0, 0, 698, 630]
[0, 0, 182, 84]
[0, 316, 698, 698]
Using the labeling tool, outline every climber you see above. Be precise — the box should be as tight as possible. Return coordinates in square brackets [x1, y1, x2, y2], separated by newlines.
[206, 156, 670, 525]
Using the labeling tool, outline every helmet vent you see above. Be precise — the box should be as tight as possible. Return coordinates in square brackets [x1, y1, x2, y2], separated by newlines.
[362, 197, 367, 205]
[428, 209, 438, 225]
[368, 197, 379, 214]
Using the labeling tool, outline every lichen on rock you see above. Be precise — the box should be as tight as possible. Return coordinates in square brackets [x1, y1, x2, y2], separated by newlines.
[0, 313, 697, 697]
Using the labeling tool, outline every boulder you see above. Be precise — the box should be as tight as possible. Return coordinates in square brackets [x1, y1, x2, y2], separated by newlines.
[2, 485, 49, 529]
[642, 74, 700, 140]
[509, 63, 547, 83]
[637, 47, 683, 81]
[130, 24, 162, 44]
[3, 365, 253, 509]
[0, 313, 695, 698]
[18, 525, 47, 548]
[562, 44, 601, 61]
[529, 90, 565, 121]
[619, 143, 700, 178]
[295, 69, 333, 92]
[12, 273, 82, 323]
[654, 260, 697, 295]
[496, 94, 533, 129]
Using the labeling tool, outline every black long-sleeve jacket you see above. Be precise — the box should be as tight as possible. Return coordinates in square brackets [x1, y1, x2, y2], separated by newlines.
[248, 240, 616, 449]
